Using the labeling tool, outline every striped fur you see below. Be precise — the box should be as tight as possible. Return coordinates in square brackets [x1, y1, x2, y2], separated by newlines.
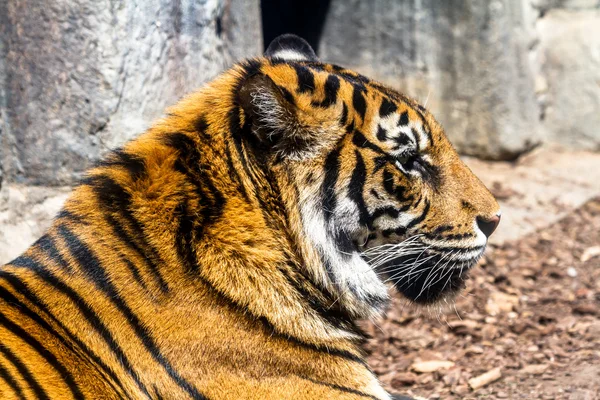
[0, 35, 499, 399]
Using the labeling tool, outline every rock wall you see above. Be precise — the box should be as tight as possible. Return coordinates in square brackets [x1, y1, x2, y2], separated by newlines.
[0, 0, 262, 187]
[535, 3, 600, 150]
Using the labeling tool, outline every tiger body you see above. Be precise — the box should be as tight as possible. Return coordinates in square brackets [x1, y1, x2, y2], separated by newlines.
[0, 35, 499, 399]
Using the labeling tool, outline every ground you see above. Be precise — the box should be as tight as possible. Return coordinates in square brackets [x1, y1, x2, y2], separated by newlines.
[367, 150, 600, 400]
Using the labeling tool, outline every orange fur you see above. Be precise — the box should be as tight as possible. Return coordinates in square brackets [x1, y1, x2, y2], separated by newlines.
[0, 53, 498, 399]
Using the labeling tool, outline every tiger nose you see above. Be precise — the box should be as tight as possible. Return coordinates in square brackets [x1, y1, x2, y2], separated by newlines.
[476, 214, 501, 238]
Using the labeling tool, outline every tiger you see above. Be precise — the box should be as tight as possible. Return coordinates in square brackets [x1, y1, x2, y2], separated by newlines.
[0, 34, 500, 399]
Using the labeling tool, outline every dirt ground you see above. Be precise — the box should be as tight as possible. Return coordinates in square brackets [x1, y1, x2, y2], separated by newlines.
[367, 197, 600, 400]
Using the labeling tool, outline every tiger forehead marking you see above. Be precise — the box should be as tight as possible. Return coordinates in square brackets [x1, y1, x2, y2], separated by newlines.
[0, 34, 498, 399]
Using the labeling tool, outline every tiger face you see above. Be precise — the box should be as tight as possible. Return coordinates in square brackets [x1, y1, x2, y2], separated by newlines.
[239, 35, 500, 317]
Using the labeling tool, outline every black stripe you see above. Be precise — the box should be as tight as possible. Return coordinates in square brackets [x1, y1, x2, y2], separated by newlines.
[412, 106, 434, 148]
[7, 256, 151, 398]
[223, 141, 250, 201]
[84, 175, 170, 293]
[175, 199, 198, 276]
[382, 169, 410, 202]
[0, 344, 49, 400]
[312, 75, 340, 108]
[333, 230, 354, 257]
[0, 311, 84, 398]
[277, 85, 296, 106]
[119, 251, 150, 293]
[352, 84, 367, 121]
[348, 150, 370, 229]
[376, 125, 387, 141]
[398, 111, 409, 126]
[57, 226, 206, 400]
[0, 274, 129, 398]
[415, 158, 442, 188]
[432, 225, 453, 235]
[98, 149, 146, 180]
[379, 97, 397, 118]
[382, 170, 395, 195]
[426, 244, 484, 254]
[163, 132, 226, 272]
[293, 65, 315, 94]
[371, 206, 400, 220]
[394, 133, 412, 147]
[405, 200, 430, 230]
[370, 189, 382, 200]
[382, 226, 408, 238]
[105, 213, 166, 292]
[55, 209, 87, 224]
[154, 385, 165, 400]
[34, 234, 72, 273]
[352, 130, 386, 155]
[340, 102, 349, 126]
[193, 116, 212, 142]
[275, 263, 362, 342]
[0, 361, 25, 400]
[321, 146, 342, 222]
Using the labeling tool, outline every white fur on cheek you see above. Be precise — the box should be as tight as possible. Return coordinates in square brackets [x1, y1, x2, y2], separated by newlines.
[299, 194, 389, 318]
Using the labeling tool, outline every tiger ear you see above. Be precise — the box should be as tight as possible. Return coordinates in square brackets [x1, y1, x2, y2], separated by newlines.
[264, 34, 318, 62]
[238, 73, 327, 159]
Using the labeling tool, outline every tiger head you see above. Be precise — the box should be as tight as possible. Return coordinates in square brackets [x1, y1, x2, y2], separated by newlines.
[237, 35, 500, 318]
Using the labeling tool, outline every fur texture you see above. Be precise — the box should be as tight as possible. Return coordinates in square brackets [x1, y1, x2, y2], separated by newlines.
[0, 35, 499, 399]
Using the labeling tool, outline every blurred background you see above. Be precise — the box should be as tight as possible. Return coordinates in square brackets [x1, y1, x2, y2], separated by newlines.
[0, 1, 599, 398]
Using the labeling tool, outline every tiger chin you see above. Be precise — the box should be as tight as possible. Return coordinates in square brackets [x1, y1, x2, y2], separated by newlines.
[0, 34, 499, 399]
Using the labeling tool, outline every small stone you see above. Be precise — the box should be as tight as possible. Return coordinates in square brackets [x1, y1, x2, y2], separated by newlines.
[466, 345, 485, 354]
[486, 292, 519, 315]
[585, 321, 600, 340]
[497, 391, 509, 398]
[482, 324, 499, 340]
[452, 385, 469, 396]
[572, 304, 597, 316]
[520, 364, 549, 375]
[468, 367, 502, 390]
[411, 360, 455, 373]
[567, 267, 578, 277]
[581, 246, 600, 262]
[390, 372, 417, 388]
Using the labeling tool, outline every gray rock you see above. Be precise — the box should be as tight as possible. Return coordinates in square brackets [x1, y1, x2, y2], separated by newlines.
[319, 0, 541, 160]
[0, 0, 261, 186]
[0, 184, 70, 263]
[536, 9, 600, 150]
[531, 0, 600, 13]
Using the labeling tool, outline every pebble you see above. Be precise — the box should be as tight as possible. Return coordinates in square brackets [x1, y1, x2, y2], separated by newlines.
[468, 367, 503, 390]
[390, 372, 417, 388]
[580, 245, 600, 262]
[520, 364, 549, 375]
[411, 360, 455, 373]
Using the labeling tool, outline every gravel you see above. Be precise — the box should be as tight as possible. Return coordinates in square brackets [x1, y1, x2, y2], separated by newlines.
[366, 197, 600, 399]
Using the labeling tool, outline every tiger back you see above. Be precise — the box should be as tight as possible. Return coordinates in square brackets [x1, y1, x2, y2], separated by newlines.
[0, 34, 499, 399]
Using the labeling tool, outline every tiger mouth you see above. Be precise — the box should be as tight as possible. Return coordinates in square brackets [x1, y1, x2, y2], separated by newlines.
[359, 238, 484, 304]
